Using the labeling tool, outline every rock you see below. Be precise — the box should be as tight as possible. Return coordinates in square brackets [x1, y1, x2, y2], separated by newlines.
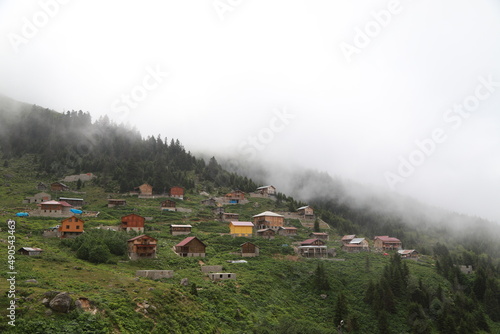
[180, 278, 189, 286]
[44, 291, 61, 299]
[25, 279, 38, 284]
[148, 287, 154, 291]
[42, 298, 50, 307]
[320, 294, 328, 300]
[49, 292, 72, 313]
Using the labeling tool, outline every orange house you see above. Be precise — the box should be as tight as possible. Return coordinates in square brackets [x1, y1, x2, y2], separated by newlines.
[170, 186, 184, 199]
[120, 214, 146, 232]
[137, 183, 153, 196]
[58, 216, 84, 238]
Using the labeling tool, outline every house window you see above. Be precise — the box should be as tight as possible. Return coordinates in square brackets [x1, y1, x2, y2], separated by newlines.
[76, 225, 80, 229]
[220, 274, 223, 278]
[66, 225, 70, 229]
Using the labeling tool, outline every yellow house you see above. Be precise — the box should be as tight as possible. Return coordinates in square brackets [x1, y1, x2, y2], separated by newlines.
[229, 221, 254, 237]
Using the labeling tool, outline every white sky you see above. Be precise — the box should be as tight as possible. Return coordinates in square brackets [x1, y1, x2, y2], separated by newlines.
[1, 0, 500, 222]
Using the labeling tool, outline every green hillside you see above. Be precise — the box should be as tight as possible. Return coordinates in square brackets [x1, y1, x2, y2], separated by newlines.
[0, 99, 499, 333]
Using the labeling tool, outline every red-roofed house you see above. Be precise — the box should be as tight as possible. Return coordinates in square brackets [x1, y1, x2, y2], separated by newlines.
[374, 236, 402, 251]
[127, 235, 157, 260]
[38, 200, 73, 217]
[175, 237, 206, 257]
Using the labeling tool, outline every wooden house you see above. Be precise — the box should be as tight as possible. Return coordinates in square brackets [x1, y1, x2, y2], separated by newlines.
[108, 199, 127, 208]
[397, 249, 419, 260]
[58, 216, 84, 238]
[342, 238, 369, 253]
[127, 235, 157, 260]
[170, 186, 184, 199]
[278, 226, 298, 236]
[256, 185, 276, 196]
[257, 228, 276, 239]
[120, 213, 146, 232]
[37, 182, 48, 191]
[241, 242, 259, 257]
[59, 197, 84, 207]
[229, 221, 254, 237]
[341, 235, 356, 245]
[374, 236, 402, 251]
[309, 232, 329, 241]
[253, 211, 284, 230]
[298, 239, 328, 258]
[51, 182, 69, 192]
[297, 205, 314, 219]
[175, 237, 206, 257]
[170, 224, 192, 236]
[224, 190, 246, 204]
[23, 192, 51, 204]
[18, 247, 43, 256]
[201, 198, 217, 206]
[221, 212, 239, 222]
[137, 183, 153, 196]
[160, 199, 176, 211]
[39, 200, 73, 217]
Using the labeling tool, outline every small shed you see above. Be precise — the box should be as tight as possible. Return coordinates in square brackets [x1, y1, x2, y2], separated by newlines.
[108, 199, 127, 208]
[175, 236, 206, 257]
[241, 242, 259, 257]
[257, 228, 276, 239]
[170, 224, 192, 236]
[127, 235, 157, 260]
[18, 247, 43, 256]
[161, 199, 177, 211]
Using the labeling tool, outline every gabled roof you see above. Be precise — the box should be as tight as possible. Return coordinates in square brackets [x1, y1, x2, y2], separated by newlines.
[397, 249, 417, 255]
[341, 234, 356, 241]
[230, 221, 254, 227]
[41, 200, 72, 207]
[240, 241, 257, 247]
[257, 185, 275, 190]
[170, 224, 192, 228]
[310, 232, 328, 236]
[350, 238, 366, 244]
[176, 236, 206, 247]
[279, 226, 297, 230]
[375, 236, 401, 243]
[253, 211, 284, 218]
[19, 247, 43, 252]
[297, 205, 311, 211]
[300, 238, 324, 245]
[128, 234, 157, 242]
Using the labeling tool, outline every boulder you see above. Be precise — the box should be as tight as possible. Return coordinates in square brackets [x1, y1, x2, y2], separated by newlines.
[180, 278, 189, 286]
[49, 292, 72, 313]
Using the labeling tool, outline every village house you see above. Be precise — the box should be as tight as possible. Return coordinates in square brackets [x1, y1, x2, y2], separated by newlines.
[51, 182, 70, 192]
[241, 242, 259, 257]
[224, 190, 247, 204]
[297, 205, 314, 219]
[201, 198, 217, 206]
[256, 185, 276, 197]
[256, 228, 276, 239]
[278, 226, 298, 236]
[209, 273, 236, 281]
[175, 236, 206, 257]
[127, 235, 157, 260]
[59, 197, 84, 207]
[120, 213, 146, 232]
[221, 212, 239, 222]
[108, 199, 127, 208]
[342, 237, 370, 253]
[397, 249, 419, 260]
[18, 247, 43, 256]
[341, 235, 356, 245]
[170, 186, 184, 199]
[374, 236, 402, 251]
[298, 238, 328, 258]
[37, 182, 48, 191]
[23, 192, 51, 204]
[160, 199, 176, 211]
[137, 183, 153, 196]
[229, 221, 254, 237]
[309, 232, 329, 241]
[58, 216, 84, 238]
[170, 224, 192, 236]
[253, 211, 285, 230]
[38, 200, 73, 217]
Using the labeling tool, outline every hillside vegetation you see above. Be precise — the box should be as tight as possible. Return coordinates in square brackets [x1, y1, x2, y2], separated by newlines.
[0, 98, 499, 333]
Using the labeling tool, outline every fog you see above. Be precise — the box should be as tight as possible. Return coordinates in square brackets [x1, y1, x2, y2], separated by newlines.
[1, 0, 500, 223]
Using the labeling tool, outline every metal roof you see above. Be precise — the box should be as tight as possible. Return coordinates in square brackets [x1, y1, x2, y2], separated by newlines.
[230, 221, 254, 227]
[19, 247, 43, 252]
[350, 238, 365, 244]
[253, 211, 284, 218]
[170, 224, 192, 228]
